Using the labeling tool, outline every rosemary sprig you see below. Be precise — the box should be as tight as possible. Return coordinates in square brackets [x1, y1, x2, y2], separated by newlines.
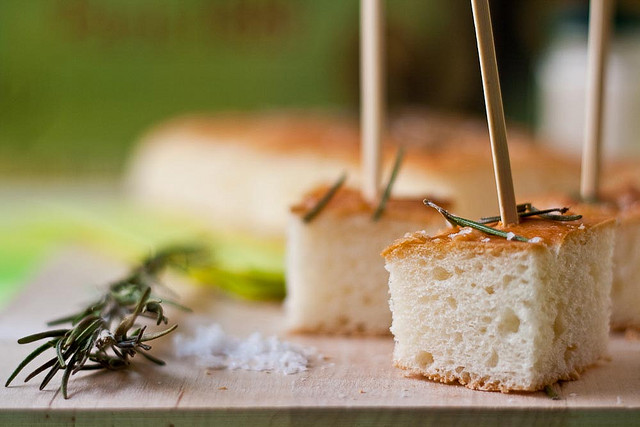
[424, 200, 529, 242]
[5, 245, 203, 399]
[479, 203, 582, 224]
[373, 147, 405, 221]
[425, 200, 584, 243]
[302, 173, 347, 223]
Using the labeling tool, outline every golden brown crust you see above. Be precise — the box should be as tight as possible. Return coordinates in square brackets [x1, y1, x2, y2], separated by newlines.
[382, 215, 615, 260]
[138, 110, 579, 177]
[603, 159, 640, 192]
[139, 112, 362, 163]
[290, 185, 449, 224]
[393, 359, 593, 393]
[602, 185, 640, 221]
[532, 188, 640, 224]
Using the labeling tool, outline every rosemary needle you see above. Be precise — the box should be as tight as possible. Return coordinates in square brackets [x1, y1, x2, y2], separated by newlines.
[424, 200, 529, 242]
[479, 204, 582, 224]
[423, 199, 529, 242]
[302, 173, 347, 223]
[5, 246, 202, 399]
[372, 147, 405, 221]
[426, 201, 583, 242]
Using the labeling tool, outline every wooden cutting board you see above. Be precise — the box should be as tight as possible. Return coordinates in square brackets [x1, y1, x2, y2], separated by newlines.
[1, 248, 639, 426]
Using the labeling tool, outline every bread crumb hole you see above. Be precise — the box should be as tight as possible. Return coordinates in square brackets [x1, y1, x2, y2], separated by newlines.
[454, 332, 463, 343]
[470, 282, 477, 288]
[432, 266, 452, 281]
[484, 286, 495, 295]
[487, 350, 499, 368]
[419, 294, 439, 304]
[415, 351, 434, 368]
[498, 309, 520, 334]
[517, 264, 527, 274]
[446, 297, 457, 309]
[502, 274, 515, 286]
[454, 266, 464, 275]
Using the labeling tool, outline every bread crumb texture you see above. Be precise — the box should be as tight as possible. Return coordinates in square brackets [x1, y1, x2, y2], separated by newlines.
[530, 191, 640, 331]
[385, 216, 615, 392]
[285, 188, 446, 335]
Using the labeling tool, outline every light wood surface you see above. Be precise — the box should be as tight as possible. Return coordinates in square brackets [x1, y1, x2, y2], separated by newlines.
[581, 0, 615, 201]
[470, 0, 518, 225]
[360, 0, 385, 205]
[1, 248, 639, 426]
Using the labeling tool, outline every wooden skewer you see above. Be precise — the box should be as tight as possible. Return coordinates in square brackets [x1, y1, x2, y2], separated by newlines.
[581, 0, 615, 202]
[361, 0, 385, 205]
[470, 0, 518, 225]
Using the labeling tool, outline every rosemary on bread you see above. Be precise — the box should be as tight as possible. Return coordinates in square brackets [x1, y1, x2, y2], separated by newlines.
[372, 147, 405, 221]
[424, 200, 582, 243]
[479, 203, 582, 224]
[5, 246, 203, 399]
[302, 173, 347, 223]
[303, 147, 405, 224]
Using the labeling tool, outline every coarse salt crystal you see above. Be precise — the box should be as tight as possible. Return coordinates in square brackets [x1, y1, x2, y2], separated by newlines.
[506, 232, 516, 241]
[481, 237, 490, 243]
[578, 223, 585, 230]
[529, 237, 543, 243]
[173, 324, 317, 375]
[449, 227, 472, 239]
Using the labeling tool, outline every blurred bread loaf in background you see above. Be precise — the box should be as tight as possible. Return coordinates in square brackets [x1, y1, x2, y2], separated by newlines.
[126, 110, 585, 237]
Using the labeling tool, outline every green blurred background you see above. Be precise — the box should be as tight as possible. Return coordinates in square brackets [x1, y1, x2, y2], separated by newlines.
[1, 0, 566, 177]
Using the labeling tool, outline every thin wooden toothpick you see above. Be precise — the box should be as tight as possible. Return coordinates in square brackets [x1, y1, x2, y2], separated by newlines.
[581, 0, 614, 202]
[470, 0, 518, 225]
[361, 0, 385, 205]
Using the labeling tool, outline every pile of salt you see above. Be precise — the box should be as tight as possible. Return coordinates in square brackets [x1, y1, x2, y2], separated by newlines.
[173, 324, 316, 375]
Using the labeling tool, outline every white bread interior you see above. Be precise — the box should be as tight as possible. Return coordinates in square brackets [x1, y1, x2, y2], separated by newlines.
[285, 186, 446, 335]
[383, 216, 614, 392]
[533, 190, 640, 331]
[126, 111, 581, 238]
